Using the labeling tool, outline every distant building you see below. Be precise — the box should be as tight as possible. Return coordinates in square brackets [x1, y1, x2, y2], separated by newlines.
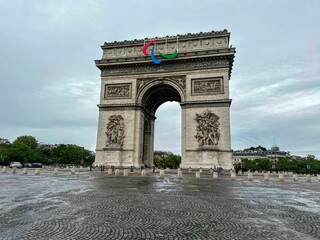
[38, 143, 84, 150]
[0, 138, 10, 145]
[290, 155, 303, 160]
[154, 150, 173, 159]
[233, 145, 290, 163]
[38, 143, 59, 149]
[271, 146, 280, 152]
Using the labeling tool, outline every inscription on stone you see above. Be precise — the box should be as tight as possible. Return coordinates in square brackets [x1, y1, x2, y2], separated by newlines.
[192, 78, 223, 95]
[105, 84, 131, 99]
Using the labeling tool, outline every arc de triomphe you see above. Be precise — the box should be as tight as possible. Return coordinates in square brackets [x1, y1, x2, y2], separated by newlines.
[94, 30, 236, 169]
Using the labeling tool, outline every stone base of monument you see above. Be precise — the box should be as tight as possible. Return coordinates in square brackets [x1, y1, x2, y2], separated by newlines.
[180, 149, 233, 171]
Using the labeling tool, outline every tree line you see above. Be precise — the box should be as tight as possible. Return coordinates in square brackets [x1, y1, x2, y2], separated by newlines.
[236, 157, 320, 174]
[0, 136, 95, 166]
[153, 151, 181, 169]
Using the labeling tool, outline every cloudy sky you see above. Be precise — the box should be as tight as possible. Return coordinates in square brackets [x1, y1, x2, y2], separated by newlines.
[0, 0, 319, 158]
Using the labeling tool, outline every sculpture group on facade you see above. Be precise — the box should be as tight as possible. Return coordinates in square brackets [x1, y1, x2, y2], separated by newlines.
[195, 110, 220, 146]
[105, 115, 125, 148]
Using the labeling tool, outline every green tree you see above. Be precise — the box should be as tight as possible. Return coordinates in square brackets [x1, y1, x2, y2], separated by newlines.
[242, 159, 257, 171]
[256, 158, 272, 171]
[51, 144, 95, 166]
[1, 135, 95, 166]
[9, 141, 33, 163]
[153, 153, 181, 169]
[13, 136, 38, 149]
[275, 157, 292, 171]
[0, 144, 14, 165]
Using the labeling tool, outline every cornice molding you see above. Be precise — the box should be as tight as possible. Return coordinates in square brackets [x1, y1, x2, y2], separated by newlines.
[98, 55, 235, 77]
[96, 48, 235, 66]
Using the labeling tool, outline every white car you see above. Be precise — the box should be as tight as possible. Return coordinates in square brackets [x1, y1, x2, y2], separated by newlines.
[9, 162, 22, 168]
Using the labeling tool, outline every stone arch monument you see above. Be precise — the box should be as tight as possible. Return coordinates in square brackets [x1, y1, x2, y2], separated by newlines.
[94, 30, 236, 169]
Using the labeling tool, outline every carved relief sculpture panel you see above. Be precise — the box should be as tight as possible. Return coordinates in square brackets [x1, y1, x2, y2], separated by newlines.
[105, 115, 125, 148]
[192, 78, 223, 95]
[195, 110, 220, 147]
[105, 84, 132, 99]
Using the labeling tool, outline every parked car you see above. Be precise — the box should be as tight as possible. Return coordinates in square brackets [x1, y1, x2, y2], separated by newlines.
[31, 163, 43, 168]
[9, 162, 23, 168]
[23, 163, 33, 168]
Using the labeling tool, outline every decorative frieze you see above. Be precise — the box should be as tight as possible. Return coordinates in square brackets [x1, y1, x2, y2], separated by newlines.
[192, 78, 223, 95]
[105, 115, 125, 148]
[105, 84, 131, 99]
[195, 110, 220, 147]
[102, 36, 229, 59]
[101, 59, 229, 76]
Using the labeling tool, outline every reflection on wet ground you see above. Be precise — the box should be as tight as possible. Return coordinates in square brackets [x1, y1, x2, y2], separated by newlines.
[0, 170, 320, 239]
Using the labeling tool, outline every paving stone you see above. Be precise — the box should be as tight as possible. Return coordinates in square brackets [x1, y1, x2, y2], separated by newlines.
[0, 172, 320, 240]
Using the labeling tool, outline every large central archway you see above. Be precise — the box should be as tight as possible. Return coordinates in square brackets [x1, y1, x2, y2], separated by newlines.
[94, 30, 235, 169]
[154, 101, 181, 155]
[137, 80, 184, 166]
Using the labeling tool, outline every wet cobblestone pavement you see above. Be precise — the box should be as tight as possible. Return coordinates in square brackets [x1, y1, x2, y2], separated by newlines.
[1, 170, 320, 239]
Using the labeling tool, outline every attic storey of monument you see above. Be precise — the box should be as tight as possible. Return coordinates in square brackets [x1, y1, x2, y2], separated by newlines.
[94, 30, 235, 169]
